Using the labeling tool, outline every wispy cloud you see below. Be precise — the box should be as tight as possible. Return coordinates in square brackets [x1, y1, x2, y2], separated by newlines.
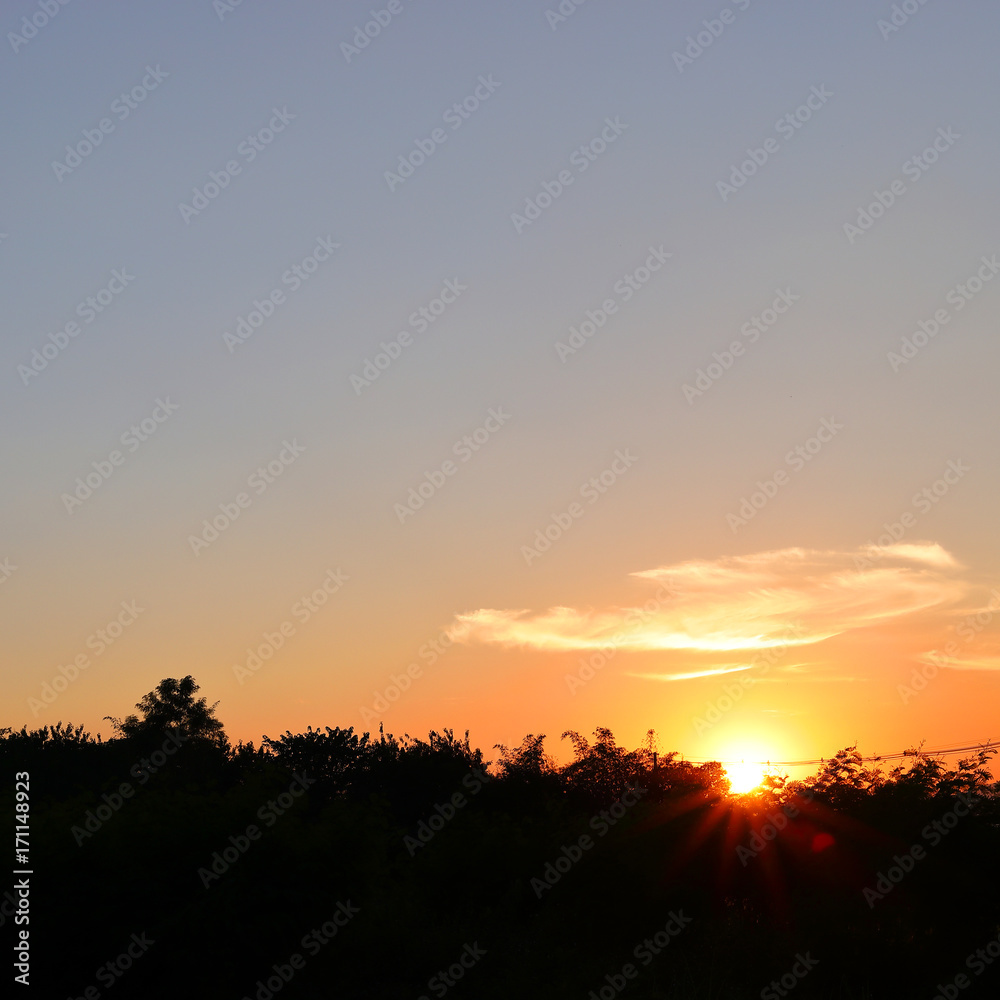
[917, 646, 1000, 673]
[871, 542, 959, 568]
[754, 672, 869, 684]
[920, 656, 1000, 672]
[625, 664, 754, 683]
[917, 589, 1000, 671]
[447, 546, 966, 655]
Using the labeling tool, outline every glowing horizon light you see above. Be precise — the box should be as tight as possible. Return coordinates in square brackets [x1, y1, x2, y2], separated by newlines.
[724, 758, 768, 794]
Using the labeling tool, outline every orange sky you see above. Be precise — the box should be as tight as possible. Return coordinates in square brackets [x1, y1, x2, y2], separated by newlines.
[6, 532, 1000, 774]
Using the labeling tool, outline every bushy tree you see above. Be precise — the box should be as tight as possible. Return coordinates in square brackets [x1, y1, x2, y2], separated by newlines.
[559, 727, 648, 803]
[105, 675, 228, 748]
[493, 733, 556, 782]
[806, 743, 883, 806]
[263, 725, 370, 791]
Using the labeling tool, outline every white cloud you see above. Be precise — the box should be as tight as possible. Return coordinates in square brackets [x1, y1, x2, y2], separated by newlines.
[625, 664, 754, 683]
[448, 546, 966, 655]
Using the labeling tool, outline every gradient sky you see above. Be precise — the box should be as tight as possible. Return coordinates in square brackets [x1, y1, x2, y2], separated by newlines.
[4, 0, 999, 774]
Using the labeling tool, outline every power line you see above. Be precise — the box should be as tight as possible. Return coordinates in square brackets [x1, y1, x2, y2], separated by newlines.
[683, 739, 1000, 769]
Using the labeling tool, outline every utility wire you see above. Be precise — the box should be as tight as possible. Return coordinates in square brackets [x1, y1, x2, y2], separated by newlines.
[682, 739, 999, 769]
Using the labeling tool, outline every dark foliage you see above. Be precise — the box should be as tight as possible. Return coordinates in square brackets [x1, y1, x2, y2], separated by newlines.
[3, 678, 998, 999]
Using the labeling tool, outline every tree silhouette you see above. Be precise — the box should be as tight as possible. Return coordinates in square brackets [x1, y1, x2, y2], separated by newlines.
[9, 676, 1000, 1000]
[263, 725, 370, 793]
[493, 733, 556, 782]
[105, 674, 228, 748]
[560, 726, 649, 802]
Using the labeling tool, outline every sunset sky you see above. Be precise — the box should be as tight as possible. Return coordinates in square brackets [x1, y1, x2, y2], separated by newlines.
[3, 0, 999, 774]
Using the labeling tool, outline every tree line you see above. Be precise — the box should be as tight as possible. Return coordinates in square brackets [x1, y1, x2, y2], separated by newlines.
[3, 676, 999, 999]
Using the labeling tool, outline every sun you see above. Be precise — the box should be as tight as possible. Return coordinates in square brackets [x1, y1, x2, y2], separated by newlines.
[709, 736, 789, 795]
[724, 758, 768, 794]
